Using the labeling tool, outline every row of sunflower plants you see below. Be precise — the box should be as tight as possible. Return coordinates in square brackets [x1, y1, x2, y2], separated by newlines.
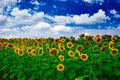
[0, 34, 120, 80]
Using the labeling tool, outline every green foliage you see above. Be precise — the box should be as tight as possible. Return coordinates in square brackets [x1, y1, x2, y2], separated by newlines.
[0, 35, 120, 80]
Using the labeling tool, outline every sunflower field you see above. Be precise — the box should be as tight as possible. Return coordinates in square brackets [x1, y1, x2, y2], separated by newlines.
[0, 34, 120, 80]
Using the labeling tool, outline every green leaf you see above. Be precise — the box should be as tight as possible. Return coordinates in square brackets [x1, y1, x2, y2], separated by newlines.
[68, 71, 76, 79]
[10, 73, 16, 79]
[18, 76, 25, 80]
[3, 73, 8, 78]
[45, 70, 53, 76]
[29, 75, 34, 80]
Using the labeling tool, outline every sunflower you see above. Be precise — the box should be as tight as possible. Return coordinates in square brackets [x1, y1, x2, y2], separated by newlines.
[57, 64, 64, 71]
[24, 37, 29, 42]
[0, 43, 2, 47]
[27, 47, 32, 53]
[112, 36, 117, 42]
[59, 55, 64, 61]
[51, 43, 56, 47]
[46, 47, 50, 52]
[49, 48, 59, 56]
[80, 34, 85, 39]
[31, 49, 36, 56]
[41, 38, 46, 43]
[34, 42, 38, 46]
[110, 49, 118, 56]
[85, 41, 90, 47]
[46, 43, 49, 47]
[55, 38, 61, 43]
[18, 49, 24, 56]
[58, 45, 65, 51]
[109, 41, 114, 49]
[14, 48, 20, 53]
[96, 34, 100, 38]
[80, 54, 88, 61]
[96, 37, 102, 43]
[100, 46, 106, 53]
[22, 45, 26, 50]
[68, 50, 74, 57]
[7, 44, 13, 48]
[76, 45, 83, 52]
[67, 42, 73, 48]
[60, 38, 65, 43]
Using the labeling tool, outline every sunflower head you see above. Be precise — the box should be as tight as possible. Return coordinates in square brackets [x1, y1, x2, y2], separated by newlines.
[14, 48, 20, 53]
[109, 41, 114, 49]
[60, 38, 65, 42]
[31, 49, 36, 56]
[85, 41, 90, 47]
[59, 55, 64, 61]
[27, 47, 32, 53]
[68, 50, 74, 57]
[57, 64, 64, 71]
[58, 45, 65, 51]
[7, 44, 13, 48]
[49, 48, 59, 56]
[41, 38, 46, 43]
[34, 42, 38, 46]
[110, 49, 118, 56]
[100, 46, 106, 53]
[79, 34, 85, 39]
[67, 42, 73, 48]
[18, 49, 24, 56]
[0, 43, 2, 47]
[76, 45, 83, 52]
[46, 43, 49, 47]
[96, 34, 100, 38]
[96, 37, 102, 43]
[22, 45, 26, 50]
[80, 54, 88, 61]
[112, 36, 117, 42]
[46, 47, 50, 52]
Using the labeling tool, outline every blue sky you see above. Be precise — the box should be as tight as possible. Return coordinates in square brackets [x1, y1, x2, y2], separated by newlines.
[0, 0, 120, 38]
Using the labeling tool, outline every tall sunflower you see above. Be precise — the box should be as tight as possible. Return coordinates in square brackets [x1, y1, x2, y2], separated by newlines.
[31, 49, 36, 56]
[96, 37, 102, 43]
[68, 50, 74, 57]
[60, 37, 65, 43]
[57, 64, 64, 71]
[18, 49, 24, 56]
[85, 41, 90, 47]
[58, 45, 65, 51]
[100, 45, 106, 53]
[80, 54, 88, 61]
[109, 41, 114, 49]
[110, 49, 118, 56]
[76, 45, 83, 52]
[41, 38, 46, 43]
[49, 48, 59, 56]
[67, 42, 73, 48]
[59, 55, 64, 61]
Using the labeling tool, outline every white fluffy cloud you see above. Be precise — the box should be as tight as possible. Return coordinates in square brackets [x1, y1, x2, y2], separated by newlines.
[83, 0, 104, 4]
[52, 25, 73, 32]
[73, 9, 109, 24]
[110, 9, 120, 18]
[0, 6, 114, 38]
[52, 9, 109, 25]
[83, 0, 92, 3]
[0, 0, 17, 14]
